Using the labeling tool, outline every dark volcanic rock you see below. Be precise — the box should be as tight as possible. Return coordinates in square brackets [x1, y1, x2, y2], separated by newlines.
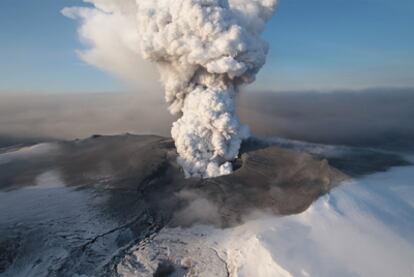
[0, 134, 408, 276]
[0, 236, 20, 273]
[156, 143, 347, 227]
[260, 137, 411, 177]
[2, 134, 346, 227]
[0, 134, 347, 226]
[191, 146, 345, 224]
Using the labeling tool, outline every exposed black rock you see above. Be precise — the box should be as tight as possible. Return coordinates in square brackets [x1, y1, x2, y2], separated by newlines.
[153, 260, 177, 277]
[0, 235, 21, 273]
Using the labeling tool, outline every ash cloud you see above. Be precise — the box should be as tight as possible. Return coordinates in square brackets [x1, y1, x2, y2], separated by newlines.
[1, 88, 413, 150]
[238, 88, 414, 150]
[63, 1, 412, 177]
[135, 0, 277, 178]
[64, 0, 278, 178]
[61, 1, 161, 92]
[0, 93, 173, 143]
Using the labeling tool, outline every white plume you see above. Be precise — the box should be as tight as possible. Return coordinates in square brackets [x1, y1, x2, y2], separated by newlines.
[64, 0, 277, 178]
[136, 0, 277, 178]
[62, 0, 160, 91]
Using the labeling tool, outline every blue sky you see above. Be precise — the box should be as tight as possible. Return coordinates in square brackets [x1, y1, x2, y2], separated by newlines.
[0, 0, 413, 93]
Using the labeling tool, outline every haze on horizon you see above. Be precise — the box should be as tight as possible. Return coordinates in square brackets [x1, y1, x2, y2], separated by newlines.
[0, 0, 413, 151]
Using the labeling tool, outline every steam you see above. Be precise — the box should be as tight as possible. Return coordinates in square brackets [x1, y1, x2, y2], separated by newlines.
[63, 0, 277, 178]
[136, 0, 277, 177]
[62, 0, 160, 91]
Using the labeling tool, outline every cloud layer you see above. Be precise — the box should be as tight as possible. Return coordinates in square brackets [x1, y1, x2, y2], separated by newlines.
[1, 88, 413, 150]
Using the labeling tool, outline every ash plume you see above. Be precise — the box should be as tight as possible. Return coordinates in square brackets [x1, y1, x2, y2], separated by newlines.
[62, 0, 276, 178]
[61, 0, 160, 91]
[136, 0, 277, 177]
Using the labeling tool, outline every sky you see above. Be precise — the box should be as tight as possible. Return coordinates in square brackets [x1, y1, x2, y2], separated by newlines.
[0, 0, 413, 93]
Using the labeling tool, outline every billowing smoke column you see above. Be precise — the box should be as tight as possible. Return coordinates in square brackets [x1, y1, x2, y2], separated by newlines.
[137, 0, 277, 178]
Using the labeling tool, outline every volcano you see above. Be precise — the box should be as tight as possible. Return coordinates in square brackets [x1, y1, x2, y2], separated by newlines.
[0, 134, 409, 276]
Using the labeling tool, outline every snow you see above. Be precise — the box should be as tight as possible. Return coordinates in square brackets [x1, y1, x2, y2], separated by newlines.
[223, 160, 414, 276]
[119, 156, 414, 277]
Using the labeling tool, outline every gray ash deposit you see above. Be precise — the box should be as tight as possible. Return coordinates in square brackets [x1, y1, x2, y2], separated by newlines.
[0, 134, 409, 276]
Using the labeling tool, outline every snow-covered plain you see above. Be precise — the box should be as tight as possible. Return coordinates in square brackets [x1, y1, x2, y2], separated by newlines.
[119, 156, 414, 277]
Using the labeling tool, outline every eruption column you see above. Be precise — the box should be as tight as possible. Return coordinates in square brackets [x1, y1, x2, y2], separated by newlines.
[137, 0, 277, 178]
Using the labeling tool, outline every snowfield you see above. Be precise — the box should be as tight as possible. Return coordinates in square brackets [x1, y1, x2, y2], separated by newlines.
[1, 140, 413, 277]
[118, 157, 414, 277]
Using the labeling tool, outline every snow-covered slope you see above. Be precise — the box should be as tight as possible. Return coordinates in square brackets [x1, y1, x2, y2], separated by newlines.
[118, 157, 414, 277]
[1, 137, 412, 277]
